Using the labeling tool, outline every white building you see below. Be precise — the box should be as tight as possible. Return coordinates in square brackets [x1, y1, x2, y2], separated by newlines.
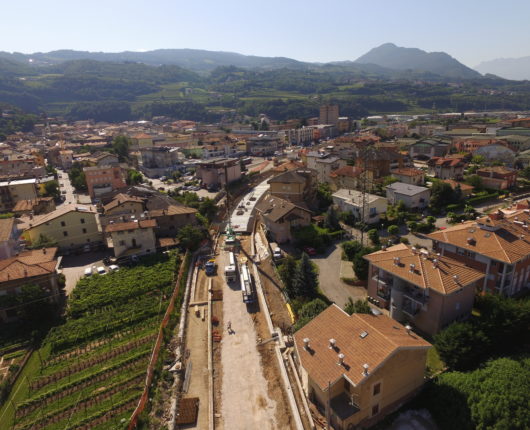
[386, 182, 431, 209]
[332, 189, 387, 224]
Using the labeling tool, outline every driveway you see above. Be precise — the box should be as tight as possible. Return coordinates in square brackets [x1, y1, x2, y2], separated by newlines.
[310, 243, 367, 308]
[60, 250, 111, 295]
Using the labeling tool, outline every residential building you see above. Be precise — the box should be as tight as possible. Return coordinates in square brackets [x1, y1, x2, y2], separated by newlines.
[84, 165, 127, 199]
[386, 182, 430, 210]
[138, 146, 182, 178]
[202, 143, 238, 159]
[92, 152, 120, 166]
[0, 150, 46, 179]
[306, 152, 345, 183]
[329, 166, 374, 192]
[365, 244, 484, 335]
[148, 205, 198, 237]
[408, 139, 450, 160]
[428, 209, 530, 296]
[442, 180, 474, 198]
[22, 204, 102, 252]
[59, 150, 74, 169]
[12, 197, 56, 217]
[427, 157, 465, 180]
[0, 247, 62, 322]
[246, 135, 280, 156]
[293, 304, 431, 429]
[355, 147, 406, 178]
[285, 127, 314, 146]
[476, 166, 517, 190]
[196, 158, 241, 188]
[105, 219, 157, 258]
[319, 104, 339, 125]
[255, 195, 312, 243]
[332, 189, 387, 224]
[267, 169, 316, 205]
[309, 124, 337, 140]
[0, 179, 39, 212]
[132, 133, 154, 148]
[390, 168, 424, 186]
[0, 217, 21, 259]
[337, 117, 352, 133]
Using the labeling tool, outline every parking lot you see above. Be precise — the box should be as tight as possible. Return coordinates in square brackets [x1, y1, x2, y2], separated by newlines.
[60, 249, 112, 295]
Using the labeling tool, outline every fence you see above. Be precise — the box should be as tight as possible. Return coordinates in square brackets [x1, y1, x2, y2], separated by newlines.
[127, 251, 190, 430]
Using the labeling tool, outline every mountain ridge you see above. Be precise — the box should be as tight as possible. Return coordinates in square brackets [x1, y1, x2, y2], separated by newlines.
[475, 56, 530, 81]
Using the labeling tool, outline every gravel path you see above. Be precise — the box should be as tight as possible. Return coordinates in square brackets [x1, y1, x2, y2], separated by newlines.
[220, 251, 278, 429]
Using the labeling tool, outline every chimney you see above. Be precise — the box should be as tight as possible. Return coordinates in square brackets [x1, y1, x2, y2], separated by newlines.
[43, 248, 47, 254]
[409, 263, 416, 273]
[337, 353, 345, 366]
[329, 338, 336, 349]
[362, 363, 369, 376]
[405, 324, 412, 335]
[453, 274, 460, 283]
[393, 257, 400, 265]
[432, 258, 438, 268]
[303, 338, 310, 350]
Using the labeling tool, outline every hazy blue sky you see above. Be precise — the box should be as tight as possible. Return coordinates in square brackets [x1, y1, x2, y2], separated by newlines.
[3, 0, 530, 67]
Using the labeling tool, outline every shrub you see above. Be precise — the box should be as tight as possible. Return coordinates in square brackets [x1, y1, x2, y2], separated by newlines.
[387, 225, 399, 236]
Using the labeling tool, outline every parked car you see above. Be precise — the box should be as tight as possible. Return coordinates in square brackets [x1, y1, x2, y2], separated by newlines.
[109, 264, 119, 272]
[84, 267, 93, 276]
[97, 266, 106, 275]
[303, 247, 317, 256]
[83, 244, 91, 253]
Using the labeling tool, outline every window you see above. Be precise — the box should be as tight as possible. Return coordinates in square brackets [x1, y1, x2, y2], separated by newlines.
[80, 218, 85, 224]
[372, 404, 379, 416]
[61, 221, 66, 227]
[119, 240, 125, 246]
[82, 228, 87, 234]
[373, 383, 381, 396]
[63, 231, 68, 237]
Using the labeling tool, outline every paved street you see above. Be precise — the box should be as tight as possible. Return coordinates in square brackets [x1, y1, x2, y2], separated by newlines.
[56, 168, 76, 206]
[219, 250, 278, 429]
[60, 250, 110, 295]
[310, 243, 367, 308]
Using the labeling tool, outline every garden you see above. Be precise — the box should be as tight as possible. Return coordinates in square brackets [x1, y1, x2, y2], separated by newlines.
[0, 252, 183, 430]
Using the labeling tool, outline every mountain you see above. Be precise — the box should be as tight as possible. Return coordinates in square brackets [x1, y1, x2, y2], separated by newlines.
[475, 56, 530, 81]
[0, 49, 309, 72]
[354, 43, 481, 79]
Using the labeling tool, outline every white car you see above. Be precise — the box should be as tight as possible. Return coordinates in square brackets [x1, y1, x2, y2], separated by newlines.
[97, 266, 106, 275]
[84, 267, 93, 276]
[108, 264, 119, 272]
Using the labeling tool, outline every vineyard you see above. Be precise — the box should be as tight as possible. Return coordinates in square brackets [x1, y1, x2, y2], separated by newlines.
[0, 252, 182, 430]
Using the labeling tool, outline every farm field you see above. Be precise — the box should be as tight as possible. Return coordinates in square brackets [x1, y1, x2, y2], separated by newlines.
[0, 252, 182, 430]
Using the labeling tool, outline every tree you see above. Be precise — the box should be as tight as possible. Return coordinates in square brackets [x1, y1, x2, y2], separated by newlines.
[471, 155, 485, 165]
[466, 174, 483, 191]
[344, 298, 371, 315]
[353, 249, 372, 281]
[367, 229, 380, 246]
[43, 180, 60, 199]
[454, 183, 463, 202]
[198, 198, 217, 222]
[430, 181, 455, 211]
[294, 298, 328, 330]
[407, 221, 418, 233]
[176, 225, 207, 251]
[68, 163, 87, 192]
[28, 234, 58, 250]
[316, 183, 333, 210]
[126, 169, 143, 185]
[112, 135, 131, 161]
[339, 211, 356, 226]
[292, 253, 318, 297]
[434, 322, 489, 371]
[387, 225, 399, 236]
[278, 255, 297, 296]
[324, 205, 340, 231]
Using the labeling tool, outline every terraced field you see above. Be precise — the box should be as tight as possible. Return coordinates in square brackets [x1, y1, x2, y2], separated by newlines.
[0, 252, 182, 430]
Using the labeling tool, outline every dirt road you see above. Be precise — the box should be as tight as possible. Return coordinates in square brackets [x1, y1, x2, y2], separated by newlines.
[219, 250, 278, 429]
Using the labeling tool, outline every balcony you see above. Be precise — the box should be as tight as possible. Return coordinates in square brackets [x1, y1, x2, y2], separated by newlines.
[403, 285, 429, 305]
[330, 393, 360, 422]
[402, 297, 421, 317]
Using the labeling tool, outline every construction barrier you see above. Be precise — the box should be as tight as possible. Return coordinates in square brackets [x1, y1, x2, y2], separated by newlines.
[127, 251, 190, 430]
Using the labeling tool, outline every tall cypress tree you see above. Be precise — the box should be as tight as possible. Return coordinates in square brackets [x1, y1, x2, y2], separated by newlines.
[293, 253, 318, 297]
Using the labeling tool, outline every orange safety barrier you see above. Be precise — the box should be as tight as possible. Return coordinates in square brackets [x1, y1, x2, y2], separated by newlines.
[128, 251, 189, 430]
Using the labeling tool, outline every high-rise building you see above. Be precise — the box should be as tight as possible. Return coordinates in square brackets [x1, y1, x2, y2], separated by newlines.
[319, 104, 339, 125]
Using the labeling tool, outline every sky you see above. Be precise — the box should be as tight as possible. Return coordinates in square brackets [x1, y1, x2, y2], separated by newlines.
[2, 0, 530, 67]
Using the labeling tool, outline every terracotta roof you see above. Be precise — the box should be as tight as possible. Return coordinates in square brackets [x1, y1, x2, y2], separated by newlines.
[428, 210, 530, 264]
[0, 217, 15, 242]
[329, 166, 364, 179]
[273, 160, 305, 172]
[24, 205, 97, 229]
[294, 304, 430, 390]
[428, 157, 465, 167]
[149, 205, 197, 217]
[268, 170, 309, 184]
[255, 195, 311, 223]
[477, 166, 516, 175]
[103, 194, 145, 212]
[105, 219, 157, 233]
[0, 248, 58, 283]
[12, 197, 54, 213]
[391, 168, 424, 177]
[365, 244, 484, 294]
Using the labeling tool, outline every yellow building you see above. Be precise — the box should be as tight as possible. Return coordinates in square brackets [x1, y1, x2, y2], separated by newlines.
[23, 204, 102, 251]
[105, 219, 157, 258]
[294, 305, 431, 429]
[0, 179, 39, 212]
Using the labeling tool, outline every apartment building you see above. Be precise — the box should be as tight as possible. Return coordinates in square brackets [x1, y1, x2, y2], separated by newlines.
[195, 158, 241, 188]
[0, 247, 62, 322]
[319, 104, 339, 125]
[294, 304, 431, 429]
[0, 179, 39, 212]
[332, 189, 387, 224]
[390, 168, 425, 186]
[427, 157, 465, 180]
[23, 204, 102, 251]
[138, 146, 182, 178]
[476, 166, 517, 190]
[306, 152, 345, 183]
[84, 165, 127, 199]
[365, 244, 484, 335]
[246, 135, 280, 156]
[267, 169, 316, 205]
[0, 217, 21, 259]
[329, 166, 374, 192]
[428, 209, 530, 296]
[105, 219, 157, 258]
[386, 182, 430, 210]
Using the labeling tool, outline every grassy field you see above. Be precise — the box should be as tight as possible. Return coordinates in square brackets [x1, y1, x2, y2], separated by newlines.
[0, 252, 182, 430]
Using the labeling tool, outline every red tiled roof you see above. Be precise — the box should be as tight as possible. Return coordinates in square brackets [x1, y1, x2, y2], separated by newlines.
[105, 219, 157, 233]
[0, 248, 58, 283]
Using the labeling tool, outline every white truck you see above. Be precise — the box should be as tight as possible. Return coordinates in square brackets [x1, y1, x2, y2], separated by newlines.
[269, 242, 282, 261]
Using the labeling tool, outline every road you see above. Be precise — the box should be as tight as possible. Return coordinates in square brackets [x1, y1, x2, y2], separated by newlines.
[219, 249, 278, 429]
[56, 168, 76, 206]
[310, 243, 367, 308]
